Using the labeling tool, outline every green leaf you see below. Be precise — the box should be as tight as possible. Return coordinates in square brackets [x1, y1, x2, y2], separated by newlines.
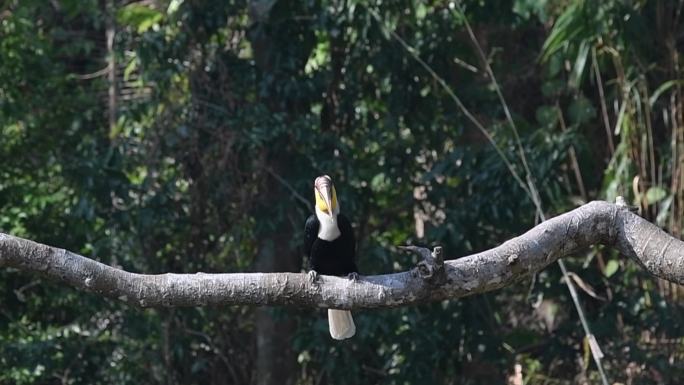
[646, 186, 667, 205]
[541, 79, 564, 97]
[513, 0, 549, 21]
[535, 105, 558, 128]
[117, 4, 163, 34]
[304, 32, 330, 74]
[540, 2, 581, 62]
[370, 173, 389, 192]
[415, 3, 427, 20]
[568, 95, 596, 125]
[123, 56, 137, 81]
[167, 0, 184, 15]
[547, 53, 563, 77]
[604, 260, 619, 277]
[568, 40, 589, 89]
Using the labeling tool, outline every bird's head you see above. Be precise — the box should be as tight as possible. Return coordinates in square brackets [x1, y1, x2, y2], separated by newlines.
[314, 175, 339, 220]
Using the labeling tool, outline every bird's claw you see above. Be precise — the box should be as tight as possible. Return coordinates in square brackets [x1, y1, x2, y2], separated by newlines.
[347, 272, 359, 282]
[307, 270, 319, 284]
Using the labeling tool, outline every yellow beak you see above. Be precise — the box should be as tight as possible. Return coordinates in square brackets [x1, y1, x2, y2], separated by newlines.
[320, 185, 334, 217]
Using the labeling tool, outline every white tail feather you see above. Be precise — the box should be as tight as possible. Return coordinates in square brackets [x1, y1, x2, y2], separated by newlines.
[327, 309, 355, 340]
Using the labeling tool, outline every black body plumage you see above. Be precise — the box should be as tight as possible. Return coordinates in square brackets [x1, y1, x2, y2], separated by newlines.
[304, 214, 358, 276]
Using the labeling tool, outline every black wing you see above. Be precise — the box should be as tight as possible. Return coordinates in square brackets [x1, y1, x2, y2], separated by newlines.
[303, 215, 319, 259]
[337, 213, 356, 263]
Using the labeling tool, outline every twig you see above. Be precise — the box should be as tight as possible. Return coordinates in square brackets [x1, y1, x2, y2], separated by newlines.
[185, 327, 242, 384]
[556, 104, 588, 201]
[72, 65, 111, 80]
[592, 47, 615, 156]
[265, 167, 313, 211]
[364, 6, 532, 200]
[451, 4, 609, 383]
[367, 4, 610, 383]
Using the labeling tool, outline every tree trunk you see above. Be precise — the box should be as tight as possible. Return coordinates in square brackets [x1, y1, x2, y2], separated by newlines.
[254, 233, 299, 385]
[251, 163, 301, 385]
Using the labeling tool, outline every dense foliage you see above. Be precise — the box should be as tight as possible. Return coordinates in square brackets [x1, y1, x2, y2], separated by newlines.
[1, 0, 683, 384]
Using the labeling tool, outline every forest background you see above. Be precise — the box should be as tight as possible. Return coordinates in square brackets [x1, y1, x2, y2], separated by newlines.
[1, 0, 683, 384]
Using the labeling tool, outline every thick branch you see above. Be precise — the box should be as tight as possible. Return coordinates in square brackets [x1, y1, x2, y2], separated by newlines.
[1, 201, 683, 309]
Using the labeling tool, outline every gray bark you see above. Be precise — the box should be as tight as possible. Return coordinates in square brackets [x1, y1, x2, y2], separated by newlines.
[1, 200, 683, 310]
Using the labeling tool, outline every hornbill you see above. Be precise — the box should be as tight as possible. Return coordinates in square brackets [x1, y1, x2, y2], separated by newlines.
[304, 175, 358, 340]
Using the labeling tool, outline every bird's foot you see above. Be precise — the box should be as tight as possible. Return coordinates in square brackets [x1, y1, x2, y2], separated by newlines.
[307, 270, 319, 284]
[347, 272, 359, 282]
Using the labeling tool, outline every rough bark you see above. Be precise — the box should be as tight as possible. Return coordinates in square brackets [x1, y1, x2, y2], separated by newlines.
[1, 200, 683, 310]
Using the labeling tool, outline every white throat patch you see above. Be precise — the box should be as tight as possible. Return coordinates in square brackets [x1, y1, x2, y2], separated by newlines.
[315, 206, 341, 241]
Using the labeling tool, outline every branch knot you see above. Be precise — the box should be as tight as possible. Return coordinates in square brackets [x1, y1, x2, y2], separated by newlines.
[507, 253, 519, 265]
[401, 245, 446, 285]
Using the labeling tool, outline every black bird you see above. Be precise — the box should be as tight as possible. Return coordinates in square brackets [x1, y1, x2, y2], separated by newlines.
[304, 175, 358, 340]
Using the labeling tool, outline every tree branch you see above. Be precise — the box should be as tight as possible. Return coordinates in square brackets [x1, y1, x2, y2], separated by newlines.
[1, 200, 683, 309]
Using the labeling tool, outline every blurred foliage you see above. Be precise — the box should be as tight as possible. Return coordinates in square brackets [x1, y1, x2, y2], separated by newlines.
[1, 0, 683, 384]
